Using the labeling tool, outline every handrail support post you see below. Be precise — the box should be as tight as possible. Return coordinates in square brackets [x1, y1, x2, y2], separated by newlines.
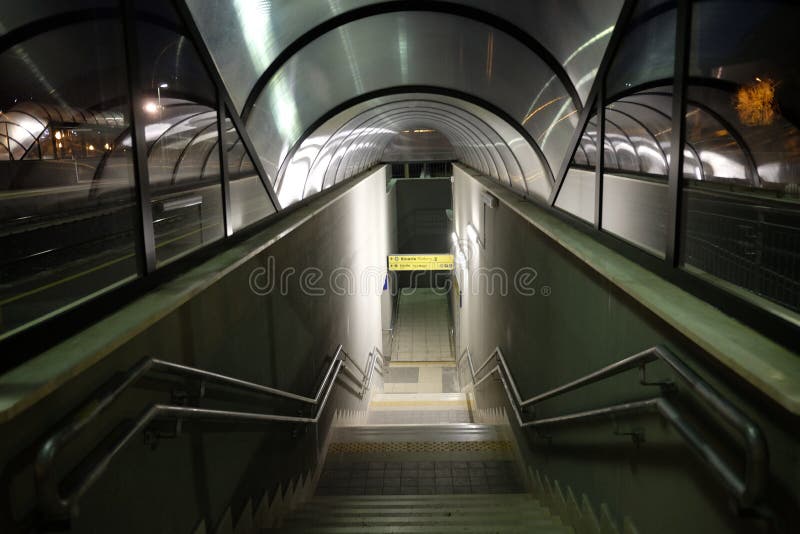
[458, 344, 766, 510]
[639, 363, 677, 393]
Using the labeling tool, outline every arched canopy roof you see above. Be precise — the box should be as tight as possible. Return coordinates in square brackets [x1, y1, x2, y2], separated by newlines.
[277, 92, 550, 206]
[187, 0, 624, 204]
[187, 0, 621, 111]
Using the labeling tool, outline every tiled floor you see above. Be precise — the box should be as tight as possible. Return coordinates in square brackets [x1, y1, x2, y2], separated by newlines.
[392, 289, 453, 361]
[371, 351, 465, 424]
[382, 363, 459, 394]
[321, 425, 524, 497]
[316, 459, 524, 495]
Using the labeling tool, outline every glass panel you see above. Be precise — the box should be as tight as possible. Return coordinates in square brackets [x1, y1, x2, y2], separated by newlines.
[556, 168, 596, 224]
[606, 1, 676, 96]
[605, 106, 668, 175]
[681, 0, 800, 314]
[600, 1, 676, 258]
[223, 109, 274, 232]
[0, 13, 137, 338]
[683, 103, 748, 182]
[555, 103, 597, 224]
[135, 2, 223, 266]
[0, 1, 117, 38]
[602, 172, 669, 257]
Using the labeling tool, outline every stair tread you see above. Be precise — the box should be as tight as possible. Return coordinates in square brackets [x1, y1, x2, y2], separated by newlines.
[283, 515, 556, 526]
[309, 493, 533, 501]
[266, 490, 571, 533]
[331, 424, 504, 444]
[305, 499, 534, 507]
[299, 502, 544, 510]
[288, 511, 551, 521]
[261, 421, 572, 533]
[304, 500, 535, 508]
[287, 507, 553, 517]
[271, 526, 572, 533]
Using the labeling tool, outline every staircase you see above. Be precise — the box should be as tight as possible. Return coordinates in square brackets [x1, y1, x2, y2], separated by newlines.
[266, 418, 573, 532]
[263, 356, 574, 532]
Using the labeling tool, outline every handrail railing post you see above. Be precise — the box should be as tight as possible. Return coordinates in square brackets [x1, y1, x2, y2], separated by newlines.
[454, 343, 768, 509]
[36, 343, 354, 521]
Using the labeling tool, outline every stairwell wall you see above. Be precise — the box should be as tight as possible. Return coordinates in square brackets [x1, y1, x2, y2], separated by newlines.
[452, 163, 800, 534]
[0, 165, 393, 533]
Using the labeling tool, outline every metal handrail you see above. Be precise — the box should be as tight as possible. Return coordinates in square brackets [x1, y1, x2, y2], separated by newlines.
[458, 345, 768, 508]
[340, 346, 385, 398]
[381, 288, 402, 358]
[37, 345, 353, 519]
[373, 347, 386, 368]
[369, 347, 385, 380]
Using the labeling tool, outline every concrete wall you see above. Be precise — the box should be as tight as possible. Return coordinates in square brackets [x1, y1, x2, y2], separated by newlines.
[395, 177, 452, 254]
[0, 166, 393, 533]
[452, 164, 799, 534]
[381, 180, 398, 340]
[394, 178, 453, 289]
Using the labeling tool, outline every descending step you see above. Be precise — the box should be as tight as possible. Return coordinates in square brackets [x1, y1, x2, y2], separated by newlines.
[328, 423, 509, 449]
[367, 392, 471, 424]
[263, 396, 572, 531]
[270, 494, 574, 533]
[263, 341, 574, 533]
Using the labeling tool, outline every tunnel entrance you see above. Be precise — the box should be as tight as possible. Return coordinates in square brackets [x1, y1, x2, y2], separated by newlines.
[377, 160, 462, 423]
[393, 176, 453, 290]
[386, 166, 455, 363]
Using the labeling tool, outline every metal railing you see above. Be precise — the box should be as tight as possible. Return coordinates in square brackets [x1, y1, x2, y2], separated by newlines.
[382, 291, 402, 359]
[388, 161, 453, 179]
[340, 346, 385, 398]
[36, 344, 384, 520]
[458, 345, 768, 509]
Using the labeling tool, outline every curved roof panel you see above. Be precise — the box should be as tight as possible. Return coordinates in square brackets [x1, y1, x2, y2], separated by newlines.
[244, 12, 579, 181]
[187, 0, 621, 193]
[277, 93, 549, 207]
[187, 0, 621, 111]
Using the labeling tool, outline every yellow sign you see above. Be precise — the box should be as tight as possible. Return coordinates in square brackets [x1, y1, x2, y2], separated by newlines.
[388, 254, 454, 271]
